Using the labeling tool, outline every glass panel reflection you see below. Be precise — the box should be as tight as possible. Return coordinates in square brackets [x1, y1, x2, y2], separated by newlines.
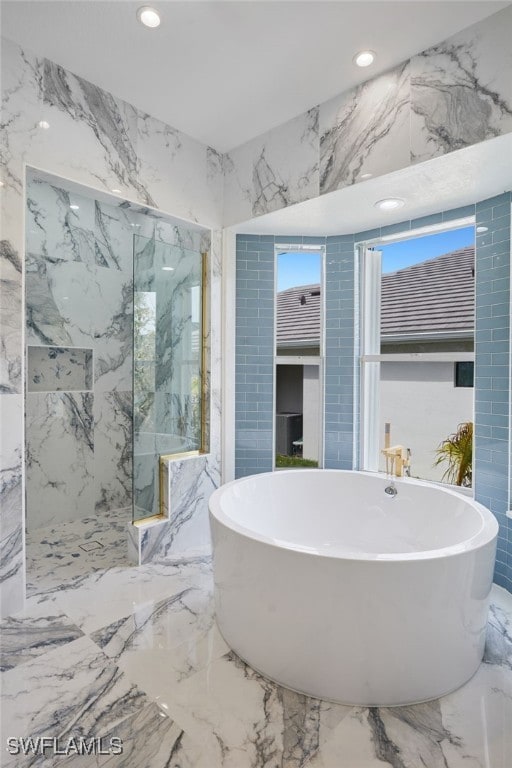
[133, 235, 204, 521]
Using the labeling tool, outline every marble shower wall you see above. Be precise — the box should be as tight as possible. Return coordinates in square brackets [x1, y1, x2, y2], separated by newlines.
[1, 36, 223, 616]
[24, 176, 135, 529]
[136, 454, 221, 564]
[223, 4, 512, 224]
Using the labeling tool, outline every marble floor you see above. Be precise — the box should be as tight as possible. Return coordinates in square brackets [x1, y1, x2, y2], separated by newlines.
[1, 553, 511, 768]
[25, 507, 132, 595]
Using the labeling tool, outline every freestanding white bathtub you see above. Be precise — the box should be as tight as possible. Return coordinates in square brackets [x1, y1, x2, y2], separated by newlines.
[209, 470, 498, 706]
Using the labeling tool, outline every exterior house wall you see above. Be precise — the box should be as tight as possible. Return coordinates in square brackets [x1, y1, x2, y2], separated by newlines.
[379, 360, 474, 482]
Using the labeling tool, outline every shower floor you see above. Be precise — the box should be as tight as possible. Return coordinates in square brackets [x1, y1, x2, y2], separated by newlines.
[25, 506, 132, 596]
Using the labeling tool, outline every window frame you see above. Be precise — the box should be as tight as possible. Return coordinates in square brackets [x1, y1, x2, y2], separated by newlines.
[273, 244, 326, 469]
[358, 217, 476, 475]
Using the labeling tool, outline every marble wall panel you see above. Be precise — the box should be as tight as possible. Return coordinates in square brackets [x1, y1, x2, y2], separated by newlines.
[154, 250, 202, 396]
[91, 267, 133, 393]
[0, 39, 38, 614]
[25, 256, 91, 347]
[94, 200, 134, 272]
[0, 39, 44, 248]
[0, 241, 22, 394]
[26, 177, 97, 265]
[25, 392, 94, 528]
[136, 112, 224, 226]
[134, 391, 155, 434]
[0, 395, 24, 617]
[223, 108, 319, 225]
[38, 60, 146, 205]
[94, 391, 132, 514]
[27, 346, 93, 392]
[139, 454, 220, 562]
[411, 4, 512, 164]
[319, 62, 410, 194]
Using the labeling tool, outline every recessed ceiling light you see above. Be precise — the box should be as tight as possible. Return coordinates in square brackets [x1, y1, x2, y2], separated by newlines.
[476, 225, 488, 233]
[374, 197, 405, 211]
[38, 120, 50, 130]
[162, 266, 175, 271]
[69, 204, 79, 210]
[353, 50, 375, 68]
[137, 6, 161, 28]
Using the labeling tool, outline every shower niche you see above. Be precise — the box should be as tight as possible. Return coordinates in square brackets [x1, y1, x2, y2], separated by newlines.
[24, 168, 210, 582]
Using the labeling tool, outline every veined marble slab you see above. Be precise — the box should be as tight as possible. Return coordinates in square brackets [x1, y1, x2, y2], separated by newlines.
[56, 702, 209, 768]
[52, 554, 212, 634]
[0, 39, 44, 247]
[0, 394, 24, 617]
[94, 391, 132, 513]
[0, 635, 148, 768]
[25, 254, 133, 393]
[1, 556, 510, 768]
[27, 345, 93, 392]
[40, 59, 146, 205]
[26, 177, 134, 273]
[1, 242, 23, 394]
[25, 507, 131, 597]
[136, 110, 223, 227]
[0, 594, 83, 671]
[411, 4, 512, 164]
[223, 108, 319, 225]
[25, 392, 94, 528]
[320, 62, 410, 194]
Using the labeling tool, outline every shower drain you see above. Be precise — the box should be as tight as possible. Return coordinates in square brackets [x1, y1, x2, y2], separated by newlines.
[79, 540, 104, 552]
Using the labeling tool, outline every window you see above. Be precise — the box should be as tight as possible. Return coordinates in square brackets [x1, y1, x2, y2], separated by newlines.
[274, 246, 325, 469]
[360, 222, 475, 484]
[455, 361, 474, 388]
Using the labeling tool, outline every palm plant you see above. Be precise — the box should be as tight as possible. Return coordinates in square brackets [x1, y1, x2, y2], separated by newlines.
[434, 421, 473, 487]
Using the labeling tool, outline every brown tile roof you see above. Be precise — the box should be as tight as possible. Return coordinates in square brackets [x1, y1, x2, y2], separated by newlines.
[276, 246, 475, 347]
[276, 283, 321, 347]
[381, 245, 474, 339]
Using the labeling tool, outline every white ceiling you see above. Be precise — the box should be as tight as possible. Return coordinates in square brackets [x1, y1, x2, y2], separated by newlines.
[1, 0, 509, 153]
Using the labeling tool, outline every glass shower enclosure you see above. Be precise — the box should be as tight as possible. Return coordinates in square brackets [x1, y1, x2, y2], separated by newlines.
[132, 234, 206, 523]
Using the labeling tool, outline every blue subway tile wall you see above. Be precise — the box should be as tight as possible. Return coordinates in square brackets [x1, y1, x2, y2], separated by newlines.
[474, 192, 511, 593]
[324, 235, 356, 468]
[235, 235, 275, 477]
[235, 198, 511, 592]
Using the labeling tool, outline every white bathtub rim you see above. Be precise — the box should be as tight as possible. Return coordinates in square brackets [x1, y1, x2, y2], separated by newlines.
[209, 469, 498, 562]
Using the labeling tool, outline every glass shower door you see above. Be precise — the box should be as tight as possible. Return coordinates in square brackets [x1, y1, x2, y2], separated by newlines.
[132, 234, 205, 522]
